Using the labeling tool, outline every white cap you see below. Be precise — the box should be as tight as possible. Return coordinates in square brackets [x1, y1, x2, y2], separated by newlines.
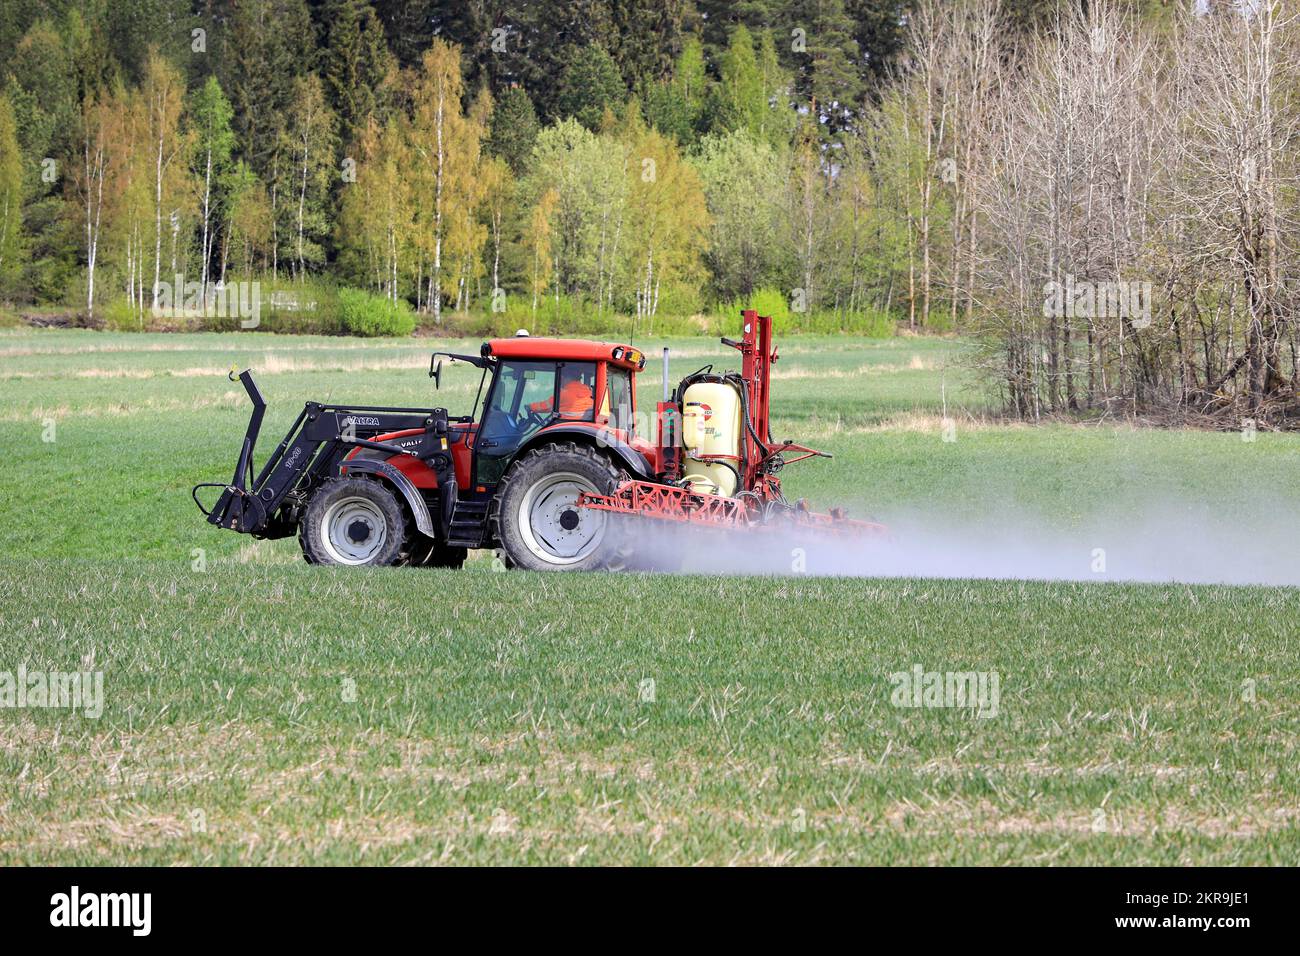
[515, 328, 530, 337]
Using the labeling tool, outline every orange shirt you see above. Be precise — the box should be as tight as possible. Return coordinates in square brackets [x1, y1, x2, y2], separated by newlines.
[530, 379, 594, 418]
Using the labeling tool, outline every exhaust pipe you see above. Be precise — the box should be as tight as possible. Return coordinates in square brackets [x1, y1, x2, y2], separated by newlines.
[657, 347, 680, 479]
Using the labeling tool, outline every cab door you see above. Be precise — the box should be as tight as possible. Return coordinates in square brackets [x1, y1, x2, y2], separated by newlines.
[474, 361, 557, 487]
[473, 360, 597, 487]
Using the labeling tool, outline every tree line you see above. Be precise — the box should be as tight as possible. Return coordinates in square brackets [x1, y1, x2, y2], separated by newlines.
[2, 0, 1294, 422]
[0, 0, 925, 330]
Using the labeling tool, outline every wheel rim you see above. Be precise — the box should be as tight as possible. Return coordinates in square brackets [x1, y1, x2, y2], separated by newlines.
[517, 470, 607, 566]
[321, 495, 388, 565]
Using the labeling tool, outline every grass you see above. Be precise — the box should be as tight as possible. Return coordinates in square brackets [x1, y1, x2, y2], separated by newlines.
[1, 327, 1298, 864]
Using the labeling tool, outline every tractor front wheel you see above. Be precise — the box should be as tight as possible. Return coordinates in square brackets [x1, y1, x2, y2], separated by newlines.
[494, 443, 629, 572]
[300, 477, 407, 567]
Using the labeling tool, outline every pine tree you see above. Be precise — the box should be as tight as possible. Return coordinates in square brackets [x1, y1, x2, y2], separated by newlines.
[693, 0, 780, 67]
[555, 46, 627, 132]
[322, 0, 395, 150]
[845, 0, 911, 90]
[495, 0, 620, 122]
[7, 16, 85, 300]
[370, 0, 438, 70]
[102, 0, 196, 84]
[221, 0, 315, 177]
[607, 0, 686, 88]
[802, 0, 864, 140]
[486, 86, 540, 175]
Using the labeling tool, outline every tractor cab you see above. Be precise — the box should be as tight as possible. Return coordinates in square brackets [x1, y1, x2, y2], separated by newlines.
[430, 336, 650, 487]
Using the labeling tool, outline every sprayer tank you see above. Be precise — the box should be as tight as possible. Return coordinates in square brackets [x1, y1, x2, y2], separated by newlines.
[681, 380, 742, 497]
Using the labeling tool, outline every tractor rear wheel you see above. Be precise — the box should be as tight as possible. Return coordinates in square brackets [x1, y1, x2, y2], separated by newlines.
[300, 477, 407, 567]
[494, 442, 629, 572]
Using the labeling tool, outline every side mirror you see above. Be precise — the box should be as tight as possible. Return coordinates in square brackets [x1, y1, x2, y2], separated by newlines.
[430, 356, 443, 389]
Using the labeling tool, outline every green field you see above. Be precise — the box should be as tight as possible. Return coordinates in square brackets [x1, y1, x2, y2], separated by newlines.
[1, 328, 1298, 864]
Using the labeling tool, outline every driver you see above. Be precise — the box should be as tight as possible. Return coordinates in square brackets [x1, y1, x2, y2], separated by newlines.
[530, 377, 594, 419]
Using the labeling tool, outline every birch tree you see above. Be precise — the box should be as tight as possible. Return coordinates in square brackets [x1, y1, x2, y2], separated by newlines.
[279, 74, 337, 279]
[141, 51, 190, 312]
[189, 76, 235, 298]
[0, 93, 22, 297]
[409, 40, 475, 322]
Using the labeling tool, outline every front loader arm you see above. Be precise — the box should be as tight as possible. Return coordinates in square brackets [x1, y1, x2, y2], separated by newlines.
[194, 369, 457, 539]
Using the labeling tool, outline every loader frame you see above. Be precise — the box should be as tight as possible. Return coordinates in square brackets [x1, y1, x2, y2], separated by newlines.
[194, 368, 461, 540]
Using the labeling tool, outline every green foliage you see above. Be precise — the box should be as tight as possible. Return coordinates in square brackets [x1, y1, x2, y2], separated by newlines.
[321, 0, 394, 147]
[721, 286, 896, 337]
[796, 0, 866, 141]
[219, 0, 317, 175]
[431, 292, 715, 339]
[691, 129, 788, 302]
[101, 297, 144, 331]
[525, 118, 627, 301]
[606, 0, 686, 88]
[337, 285, 415, 336]
[275, 74, 338, 277]
[101, 0, 196, 83]
[716, 26, 764, 138]
[555, 45, 627, 131]
[487, 86, 540, 175]
[640, 79, 694, 145]
[0, 2, 968, 338]
[0, 92, 23, 297]
[640, 36, 708, 145]
[189, 77, 235, 170]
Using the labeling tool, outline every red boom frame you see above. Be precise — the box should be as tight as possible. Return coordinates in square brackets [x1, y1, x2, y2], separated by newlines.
[579, 310, 884, 538]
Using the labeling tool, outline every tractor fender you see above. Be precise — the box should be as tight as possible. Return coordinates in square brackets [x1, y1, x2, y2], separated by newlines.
[520, 425, 652, 479]
[342, 458, 436, 537]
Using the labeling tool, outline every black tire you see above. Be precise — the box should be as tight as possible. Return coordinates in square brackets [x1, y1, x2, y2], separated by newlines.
[492, 442, 631, 572]
[299, 477, 407, 567]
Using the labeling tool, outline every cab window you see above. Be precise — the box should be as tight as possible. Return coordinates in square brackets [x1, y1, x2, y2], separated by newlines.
[556, 364, 597, 421]
[478, 361, 596, 450]
[480, 361, 555, 446]
[605, 366, 633, 433]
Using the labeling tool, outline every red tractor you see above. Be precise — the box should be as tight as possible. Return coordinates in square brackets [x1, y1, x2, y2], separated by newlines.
[194, 310, 880, 570]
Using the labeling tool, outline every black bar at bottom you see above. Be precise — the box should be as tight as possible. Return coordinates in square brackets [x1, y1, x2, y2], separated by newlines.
[0, 866, 1287, 944]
